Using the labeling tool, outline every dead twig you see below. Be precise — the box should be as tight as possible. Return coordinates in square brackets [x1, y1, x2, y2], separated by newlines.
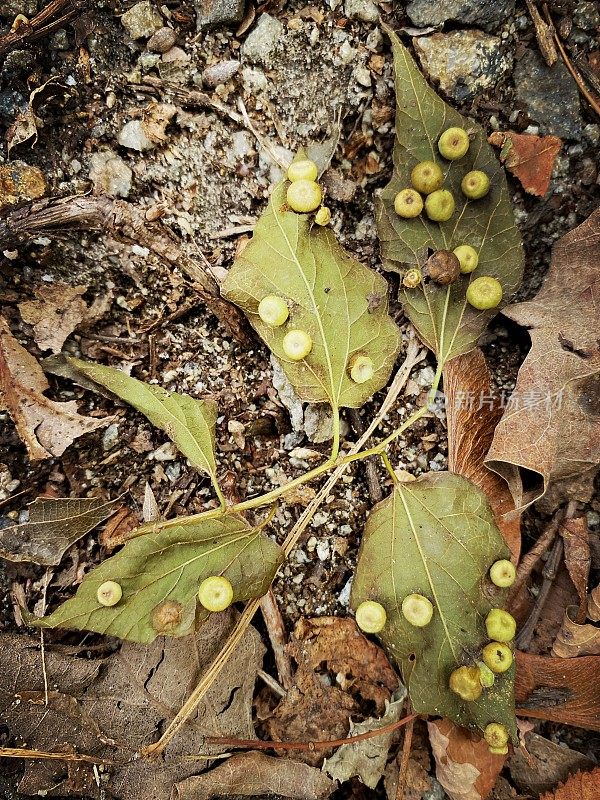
[394, 707, 415, 800]
[259, 589, 294, 691]
[0, 746, 110, 765]
[348, 408, 382, 504]
[0, 0, 87, 56]
[525, 0, 557, 65]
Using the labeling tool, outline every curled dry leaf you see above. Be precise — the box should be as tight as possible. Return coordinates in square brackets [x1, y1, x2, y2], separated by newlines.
[486, 208, 600, 510]
[0, 316, 111, 460]
[552, 605, 600, 658]
[515, 650, 600, 731]
[444, 348, 521, 558]
[559, 517, 591, 621]
[539, 767, 600, 800]
[588, 585, 600, 621]
[19, 284, 88, 354]
[488, 131, 561, 197]
[509, 732, 596, 796]
[428, 719, 505, 800]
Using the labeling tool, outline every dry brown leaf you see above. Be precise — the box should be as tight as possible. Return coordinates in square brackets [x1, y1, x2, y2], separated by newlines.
[552, 605, 600, 658]
[444, 348, 521, 558]
[559, 517, 591, 621]
[539, 767, 600, 800]
[509, 732, 596, 796]
[486, 209, 600, 510]
[428, 719, 505, 800]
[174, 751, 335, 800]
[489, 131, 561, 196]
[0, 316, 111, 460]
[515, 650, 600, 730]
[588, 585, 600, 621]
[19, 284, 88, 353]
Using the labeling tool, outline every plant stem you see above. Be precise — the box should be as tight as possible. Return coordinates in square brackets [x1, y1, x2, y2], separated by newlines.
[330, 405, 341, 461]
[381, 452, 399, 484]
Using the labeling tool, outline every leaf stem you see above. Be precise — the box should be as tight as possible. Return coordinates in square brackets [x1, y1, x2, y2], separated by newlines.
[330, 406, 341, 462]
[381, 452, 399, 484]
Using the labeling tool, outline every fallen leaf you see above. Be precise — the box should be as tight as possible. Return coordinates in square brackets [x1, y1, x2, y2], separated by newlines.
[486, 208, 600, 510]
[552, 605, 600, 658]
[428, 719, 505, 800]
[323, 690, 407, 789]
[560, 517, 591, 621]
[351, 472, 517, 741]
[489, 131, 561, 196]
[444, 348, 521, 558]
[0, 316, 111, 460]
[376, 29, 524, 365]
[30, 514, 283, 643]
[515, 650, 600, 731]
[0, 496, 118, 566]
[588, 585, 600, 621]
[19, 284, 88, 354]
[509, 732, 595, 796]
[6, 78, 69, 154]
[539, 767, 600, 800]
[174, 752, 335, 800]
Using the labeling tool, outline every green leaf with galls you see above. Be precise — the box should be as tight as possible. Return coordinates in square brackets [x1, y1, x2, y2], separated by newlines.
[376, 29, 523, 365]
[351, 471, 517, 742]
[221, 180, 402, 412]
[29, 515, 283, 643]
[67, 358, 222, 500]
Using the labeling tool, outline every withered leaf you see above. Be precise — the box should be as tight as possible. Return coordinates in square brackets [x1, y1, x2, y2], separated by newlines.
[560, 517, 591, 621]
[540, 767, 600, 800]
[552, 605, 600, 658]
[0, 316, 111, 460]
[0, 496, 119, 566]
[588, 585, 600, 622]
[489, 131, 561, 197]
[19, 284, 88, 354]
[510, 732, 596, 796]
[486, 208, 600, 510]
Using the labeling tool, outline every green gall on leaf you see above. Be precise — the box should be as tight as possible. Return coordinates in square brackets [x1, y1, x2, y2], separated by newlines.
[151, 600, 185, 634]
[349, 355, 375, 384]
[282, 329, 313, 361]
[401, 593, 434, 627]
[314, 206, 332, 226]
[482, 641, 513, 673]
[438, 127, 470, 160]
[198, 575, 234, 612]
[477, 661, 496, 688]
[402, 268, 422, 289]
[287, 180, 322, 213]
[258, 295, 289, 327]
[394, 188, 423, 218]
[484, 722, 509, 751]
[287, 158, 318, 183]
[490, 744, 509, 755]
[425, 189, 455, 222]
[449, 666, 482, 702]
[485, 609, 516, 642]
[453, 244, 479, 274]
[96, 580, 122, 607]
[462, 170, 490, 200]
[466, 276, 503, 310]
[489, 559, 516, 588]
[410, 160, 443, 194]
[355, 600, 387, 633]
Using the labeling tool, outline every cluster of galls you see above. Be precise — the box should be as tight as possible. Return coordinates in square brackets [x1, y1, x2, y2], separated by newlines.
[449, 558, 517, 755]
[395, 128, 503, 312]
[285, 158, 331, 225]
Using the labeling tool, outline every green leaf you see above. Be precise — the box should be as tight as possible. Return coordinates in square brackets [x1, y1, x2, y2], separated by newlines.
[0, 496, 118, 566]
[351, 471, 517, 741]
[221, 181, 402, 412]
[376, 29, 524, 365]
[67, 357, 222, 501]
[30, 515, 283, 643]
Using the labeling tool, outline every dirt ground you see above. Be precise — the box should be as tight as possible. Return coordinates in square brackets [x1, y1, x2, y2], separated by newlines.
[1, 0, 599, 797]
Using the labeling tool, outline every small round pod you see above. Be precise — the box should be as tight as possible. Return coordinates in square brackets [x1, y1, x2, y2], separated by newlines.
[485, 608, 517, 642]
[403, 268, 422, 289]
[355, 600, 387, 634]
[314, 206, 332, 226]
[449, 666, 483, 701]
[453, 244, 479, 274]
[489, 559, 516, 588]
[282, 329, 313, 361]
[484, 722, 509, 751]
[482, 641, 513, 674]
[410, 160, 444, 194]
[425, 250, 461, 285]
[477, 660, 496, 688]
[97, 580, 123, 607]
[438, 127, 470, 160]
[349, 354, 375, 384]
[425, 189, 455, 222]
[461, 170, 490, 200]
[287, 180, 322, 213]
[466, 276, 503, 310]
[394, 188, 423, 219]
[258, 295, 289, 327]
[198, 575, 234, 612]
[401, 593, 434, 627]
[287, 158, 318, 183]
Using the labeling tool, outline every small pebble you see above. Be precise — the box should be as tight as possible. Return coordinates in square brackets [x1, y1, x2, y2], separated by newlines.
[147, 27, 177, 53]
[120, 1, 163, 40]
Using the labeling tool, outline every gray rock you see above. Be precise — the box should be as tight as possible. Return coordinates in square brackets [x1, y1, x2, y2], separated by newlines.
[147, 26, 177, 53]
[1, 50, 35, 79]
[573, 1, 600, 30]
[1, 0, 37, 17]
[89, 151, 133, 197]
[413, 30, 512, 102]
[514, 49, 582, 140]
[121, 1, 163, 40]
[241, 14, 283, 65]
[202, 59, 240, 87]
[195, 0, 245, 30]
[344, 0, 379, 23]
[407, 0, 515, 32]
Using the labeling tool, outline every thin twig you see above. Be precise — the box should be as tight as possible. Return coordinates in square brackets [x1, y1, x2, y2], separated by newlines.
[0, 747, 110, 765]
[348, 408, 382, 504]
[259, 589, 294, 690]
[257, 668, 285, 698]
[0, 0, 87, 56]
[525, 0, 557, 65]
[395, 709, 415, 800]
[508, 512, 561, 605]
